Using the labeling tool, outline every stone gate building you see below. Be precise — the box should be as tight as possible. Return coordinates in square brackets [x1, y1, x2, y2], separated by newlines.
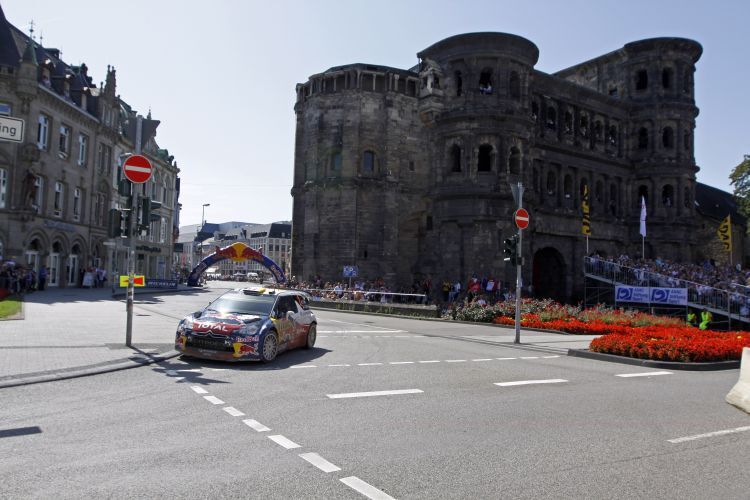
[291, 32, 738, 301]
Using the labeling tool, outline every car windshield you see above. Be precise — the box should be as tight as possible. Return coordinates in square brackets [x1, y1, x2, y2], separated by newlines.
[206, 294, 275, 316]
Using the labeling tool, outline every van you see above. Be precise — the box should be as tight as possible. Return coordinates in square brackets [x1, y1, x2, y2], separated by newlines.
[247, 272, 260, 283]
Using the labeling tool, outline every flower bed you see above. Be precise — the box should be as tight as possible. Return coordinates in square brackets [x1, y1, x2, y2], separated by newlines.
[444, 298, 750, 362]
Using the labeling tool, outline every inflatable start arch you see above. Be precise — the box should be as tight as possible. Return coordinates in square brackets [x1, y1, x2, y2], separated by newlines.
[187, 242, 286, 286]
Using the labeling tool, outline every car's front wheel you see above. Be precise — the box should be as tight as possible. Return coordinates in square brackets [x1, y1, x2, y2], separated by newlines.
[304, 324, 317, 349]
[261, 331, 278, 363]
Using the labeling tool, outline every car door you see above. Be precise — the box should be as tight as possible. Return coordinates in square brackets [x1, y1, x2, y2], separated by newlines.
[272, 296, 298, 350]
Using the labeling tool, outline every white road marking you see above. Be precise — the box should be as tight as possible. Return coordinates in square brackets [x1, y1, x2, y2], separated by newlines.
[299, 452, 341, 473]
[324, 319, 404, 331]
[327, 364, 351, 367]
[418, 360, 440, 363]
[496, 357, 517, 360]
[358, 363, 383, 366]
[472, 358, 493, 362]
[340, 476, 395, 500]
[668, 426, 750, 444]
[210, 369, 227, 372]
[495, 379, 568, 387]
[223, 407, 245, 417]
[616, 371, 673, 378]
[180, 369, 204, 373]
[445, 359, 467, 363]
[268, 435, 301, 449]
[542, 355, 560, 359]
[204, 395, 225, 405]
[191, 386, 208, 394]
[520, 357, 539, 359]
[389, 361, 414, 365]
[290, 365, 317, 369]
[243, 419, 270, 432]
[318, 330, 405, 333]
[327, 389, 423, 399]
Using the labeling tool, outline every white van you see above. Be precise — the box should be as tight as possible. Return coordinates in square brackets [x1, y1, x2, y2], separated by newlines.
[246, 272, 260, 283]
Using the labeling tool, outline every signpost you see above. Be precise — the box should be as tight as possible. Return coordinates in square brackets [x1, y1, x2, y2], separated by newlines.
[514, 208, 529, 230]
[119, 275, 145, 287]
[0, 116, 24, 143]
[512, 184, 525, 344]
[122, 154, 153, 184]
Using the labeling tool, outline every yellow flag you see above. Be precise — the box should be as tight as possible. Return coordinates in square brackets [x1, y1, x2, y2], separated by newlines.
[581, 184, 591, 236]
[717, 215, 732, 252]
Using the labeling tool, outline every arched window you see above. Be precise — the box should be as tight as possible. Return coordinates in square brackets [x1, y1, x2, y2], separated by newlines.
[683, 131, 690, 151]
[564, 175, 573, 199]
[579, 115, 589, 138]
[579, 180, 588, 209]
[546, 107, 557, 130]
[509, 71, 520, 100]
[531, 101, 539, 121]
[479, 69, 493, 94]
[450, 144, 462, 172]
[662, 127, 674, 149]
[662, 68, 673, 89]
[362, 150, 376, 173]
[477, 144, 492, 172]
[594, 121, 603, 141]
[595, 181, 604, 203]
[564, 112, 573, 134]
[508, 147, 521, 175]
[637, 185, 648, 206]
[455, 71, 463, 97]
[607, 125, 618, 146]
[638, 128, 649, 149]
[546, 171, 556, 195]
[636, 69, 648, 91]
[683, 187, 691, 208]
[662, 185, 674, 207]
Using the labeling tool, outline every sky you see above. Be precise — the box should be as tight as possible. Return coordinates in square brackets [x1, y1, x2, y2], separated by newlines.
[4, 0, 749, 227]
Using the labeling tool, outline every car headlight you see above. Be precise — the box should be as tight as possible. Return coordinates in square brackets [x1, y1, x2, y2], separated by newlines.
[177, 317, 193, 334]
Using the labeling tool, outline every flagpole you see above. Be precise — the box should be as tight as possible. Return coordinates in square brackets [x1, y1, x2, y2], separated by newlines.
[729, 215, 733, 267]
[642, 235, 645, 260]
[586, 235, 589, 254]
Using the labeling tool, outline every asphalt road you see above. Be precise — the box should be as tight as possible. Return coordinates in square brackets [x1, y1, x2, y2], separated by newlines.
[2, 286, 749, 499]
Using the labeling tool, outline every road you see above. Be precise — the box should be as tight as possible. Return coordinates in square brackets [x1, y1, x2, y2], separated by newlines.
[2, 285, 749, 499]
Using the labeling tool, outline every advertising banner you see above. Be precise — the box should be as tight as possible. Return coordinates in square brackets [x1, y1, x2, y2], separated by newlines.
[615, 285, 688, 306]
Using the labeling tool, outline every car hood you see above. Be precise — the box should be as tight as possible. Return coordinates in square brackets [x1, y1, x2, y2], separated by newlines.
[190, 312, 265, 336]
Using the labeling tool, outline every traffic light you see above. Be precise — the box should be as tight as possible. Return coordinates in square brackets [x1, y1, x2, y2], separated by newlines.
[139, 198, 163, 232]
[108, 209, 122, 238]
[503, 234, 519, 265]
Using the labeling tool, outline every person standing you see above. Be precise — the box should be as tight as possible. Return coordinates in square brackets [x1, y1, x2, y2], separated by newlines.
[38, 265, 48, 291]
[699, 309, 713, 330]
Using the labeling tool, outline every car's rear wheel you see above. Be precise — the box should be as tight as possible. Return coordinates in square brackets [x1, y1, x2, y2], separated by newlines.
[304, 324, 317, 349]
[261, 331, 278, 362]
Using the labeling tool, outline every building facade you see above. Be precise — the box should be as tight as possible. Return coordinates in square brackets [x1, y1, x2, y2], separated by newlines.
[0, 7, 180, 286]
[291, 32, 741, 301]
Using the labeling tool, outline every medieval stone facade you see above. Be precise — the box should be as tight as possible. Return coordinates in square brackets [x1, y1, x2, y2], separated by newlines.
[291, 32, 734, 300]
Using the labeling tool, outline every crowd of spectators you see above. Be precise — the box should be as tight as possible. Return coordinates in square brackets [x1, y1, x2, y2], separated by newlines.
[288, 275, 431, 304]
[0, 261, 108, 296]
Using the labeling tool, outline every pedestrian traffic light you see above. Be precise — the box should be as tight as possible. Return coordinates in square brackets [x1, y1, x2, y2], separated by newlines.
[503, 234, 519, 265]
[108, 208, 122, 238]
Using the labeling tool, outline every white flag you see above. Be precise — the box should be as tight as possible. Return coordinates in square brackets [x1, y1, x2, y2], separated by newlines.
[639, 196, 647, 237]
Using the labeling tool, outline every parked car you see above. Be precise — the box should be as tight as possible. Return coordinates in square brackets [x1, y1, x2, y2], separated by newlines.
[175, 289, 317, 362]
[246, 271, 261, 283]
[233, 272, 247, 281]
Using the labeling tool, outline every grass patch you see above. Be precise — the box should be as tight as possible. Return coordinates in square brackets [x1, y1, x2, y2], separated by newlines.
[0, 296, 22, 319]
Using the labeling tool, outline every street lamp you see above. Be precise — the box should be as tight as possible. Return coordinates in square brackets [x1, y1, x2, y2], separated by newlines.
[201, 203, 210, 227]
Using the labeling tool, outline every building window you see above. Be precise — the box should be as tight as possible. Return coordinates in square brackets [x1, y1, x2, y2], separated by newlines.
[531, 101, 539, 121]
[638, 128, 649, 149]
[509, 71, 520, 100]
[0, 168, 6, 209]
[160, 216, 167, 243]
[53, 182, 64, 217]
[96, 193, 106, 225]
[607, 125, 618, 146]
[662, 68, 673, 89]
[330, 151, 342, 174]
[579, 115, 589, 138]
[683, 187, 691, 208]
[78, 134, 88, 167]
[662, 127, 674, 149]
[564, 175, 573, 199]
[636, 69, 648, 91]
[594, 121, 603, 141]
[564, 112, 573, 134]
[455, 71, 462, 96]
[477, 144, 492, 172]
[450, 144, 462, 173]
[609, 184, 618, 216]
[73, 187, 81, 221]
[97, 143, 112, 174]
[409, 160, 415, 172]
[58, 125, 71, 157]
[362, 150, 375, 173]
[0, 103, 10, 115]
[546, 107, 557, 130]
[662, 185, 674, 207]
[546, 171, 556, 195]
[478, 69, 493, 94]
[37, 114, 50, 150]
[33, 176, 43, 213]
[508, 147, 521, 176]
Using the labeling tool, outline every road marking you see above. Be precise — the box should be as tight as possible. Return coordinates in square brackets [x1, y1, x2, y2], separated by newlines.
[204, 395, 225, 405]
[268, 435, 301, 449]
[520, 356, 539, 359]
[496, 357, 517, 360]
[243, 419, 270, 432]
[445, 359, 466, 363]
[327, 389, 423, 399]
[191, 386, 208, 394]
[299, 452, 341, 473]
[318, 330, 405, 334]
[495, 379, 568, 387]
[223, 407, 245, 417]
[358, 363, 383, 366]
[210, 369, 227, 372]
[165, 369, 178, 376]
[291, 365, 317, 369]
[668, 426, 750, 444]
[418, 360, 440, 363]
[616, 371, 673, 378]
[472, 358, 493, 362]
[340, 476, 395, 500]
[389, 361, 414, 365]
[542, 355, 560, 359]
[328, 364, 351, 367]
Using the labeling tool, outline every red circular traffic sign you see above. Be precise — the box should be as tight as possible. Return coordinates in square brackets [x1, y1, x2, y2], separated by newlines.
[122, 154, 153, 184]
[514, 208, 530, 230]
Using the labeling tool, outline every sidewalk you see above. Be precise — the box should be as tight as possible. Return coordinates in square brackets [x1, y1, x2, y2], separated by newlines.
[0, 284, 199, 389]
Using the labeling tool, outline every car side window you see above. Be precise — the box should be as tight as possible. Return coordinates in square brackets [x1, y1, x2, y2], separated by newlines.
[275, 296, 298, 316]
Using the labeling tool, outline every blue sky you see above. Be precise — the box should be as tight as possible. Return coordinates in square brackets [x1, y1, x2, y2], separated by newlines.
[4, 0, 748, 226]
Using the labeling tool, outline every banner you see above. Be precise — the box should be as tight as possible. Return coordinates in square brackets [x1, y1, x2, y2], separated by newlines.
[581, 184, 591, 236]
[639, 196, 647, 237]
[717, 215, 732, 252]
[615, 285, 688, 306]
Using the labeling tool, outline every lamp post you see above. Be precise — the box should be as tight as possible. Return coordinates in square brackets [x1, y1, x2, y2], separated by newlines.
[201, 203, 210, 227]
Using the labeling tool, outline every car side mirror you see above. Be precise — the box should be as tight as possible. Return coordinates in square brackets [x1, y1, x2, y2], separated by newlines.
[285, 311, 295, 320]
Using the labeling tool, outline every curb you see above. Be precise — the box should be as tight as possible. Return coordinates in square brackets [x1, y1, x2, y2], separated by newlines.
[0, 350, 181, 389]
[567, 349, 741, 371]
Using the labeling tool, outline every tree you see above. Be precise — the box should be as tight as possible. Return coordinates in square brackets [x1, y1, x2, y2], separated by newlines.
[729, 154, 750, 230]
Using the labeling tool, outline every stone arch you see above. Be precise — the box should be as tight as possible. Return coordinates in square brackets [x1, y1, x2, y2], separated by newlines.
[532, 247, 566, 302]
[24, 230, 50, 251]
[477, 143, 493, 172]
[188, 242, 286, 286]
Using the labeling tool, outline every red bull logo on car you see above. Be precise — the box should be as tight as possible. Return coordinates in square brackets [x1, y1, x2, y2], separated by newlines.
[187, 242, 286, 286]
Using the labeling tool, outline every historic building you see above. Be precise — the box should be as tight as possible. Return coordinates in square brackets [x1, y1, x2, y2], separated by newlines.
[0, 6, 180, 286]
[291, 32, 743, 300]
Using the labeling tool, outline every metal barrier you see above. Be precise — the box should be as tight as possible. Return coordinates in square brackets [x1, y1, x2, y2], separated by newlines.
[584, 256, 750, 330]
[295, 288, 429, 305]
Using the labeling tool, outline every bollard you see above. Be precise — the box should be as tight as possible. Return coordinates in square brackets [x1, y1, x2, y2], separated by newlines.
[726, 347, 750, 414]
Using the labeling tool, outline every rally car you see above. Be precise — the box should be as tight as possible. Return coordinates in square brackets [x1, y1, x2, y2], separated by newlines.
[175, 289, 317, 362]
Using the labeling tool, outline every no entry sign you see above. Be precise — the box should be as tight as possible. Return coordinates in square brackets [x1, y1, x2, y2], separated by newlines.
[122, 154, 153, 184]
[514, 208, 530, 230]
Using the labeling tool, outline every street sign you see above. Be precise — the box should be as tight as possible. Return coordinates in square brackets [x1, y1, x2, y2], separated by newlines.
[119, 275, 145, 287]
[514, 208, 529, 230]
[0, 116, 24, 143]
[343, 265, 358, 278]
[122, 154, 153, 184]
